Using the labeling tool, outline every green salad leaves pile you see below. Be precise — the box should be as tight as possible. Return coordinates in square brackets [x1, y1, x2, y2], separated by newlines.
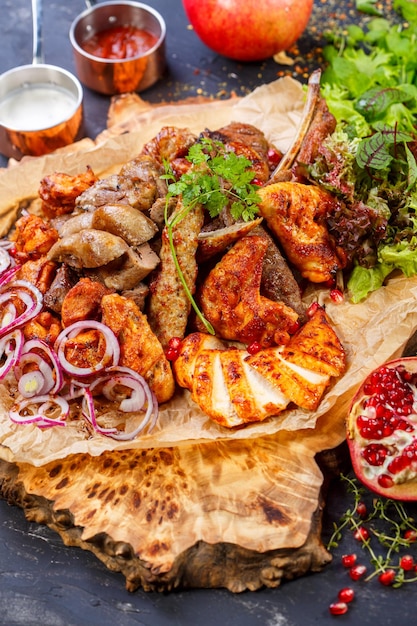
[310, 0, 417, 301]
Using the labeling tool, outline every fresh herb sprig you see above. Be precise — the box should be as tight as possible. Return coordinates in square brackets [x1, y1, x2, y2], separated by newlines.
[327, 474, 417, 588]
[161, 138, 261, 334]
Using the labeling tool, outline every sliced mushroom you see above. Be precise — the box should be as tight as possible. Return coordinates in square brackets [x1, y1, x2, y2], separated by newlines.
[92, 204, 158, 247]
[47, 229, 129, 269]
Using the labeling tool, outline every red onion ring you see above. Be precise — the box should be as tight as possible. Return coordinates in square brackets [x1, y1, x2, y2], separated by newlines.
[14, 338, 64, 396]
[54, 320, 120, 378]
[0, 329, 23, 379]
[9, 395, 69, 428]
[0, 280, 43, 338]
[0, 247, 11, 275]
[0, 265, 20, 288]
[82, 366, 158, 440]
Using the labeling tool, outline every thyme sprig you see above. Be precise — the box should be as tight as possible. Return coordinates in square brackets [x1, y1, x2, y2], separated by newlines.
[161, 137, 262, 335]
[327, 474, 417, 587]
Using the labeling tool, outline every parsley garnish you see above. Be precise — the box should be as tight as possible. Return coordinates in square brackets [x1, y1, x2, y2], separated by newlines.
[161, 138, 262, 334]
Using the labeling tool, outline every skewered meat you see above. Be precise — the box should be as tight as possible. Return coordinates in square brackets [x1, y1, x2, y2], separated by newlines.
[257, 182, 347, 283]
[199, 234, 299, 347]
[23, 310, 62, 345]
[38, 166, 97, 218]
[147, 198, 204, 348]
[295, 97, 337, 168]
[101, 293, 175, 403]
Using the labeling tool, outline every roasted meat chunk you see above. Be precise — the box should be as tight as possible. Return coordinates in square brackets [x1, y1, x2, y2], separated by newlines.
[60, 277, 113, 327]
[141, 126, 197, 165]
[199, 234, 299, 347]
[257, 182, 347, 283]
[75, 174, 156, 213]
[43, 264, 79, 314]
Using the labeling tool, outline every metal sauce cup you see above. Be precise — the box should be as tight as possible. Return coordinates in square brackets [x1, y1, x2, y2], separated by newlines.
[0, 0, 84, 160]
[69, 1, 166, 95]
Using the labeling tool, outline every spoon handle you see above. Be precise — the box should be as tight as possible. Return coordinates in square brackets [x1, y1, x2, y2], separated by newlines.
[32, 0, 44, 65]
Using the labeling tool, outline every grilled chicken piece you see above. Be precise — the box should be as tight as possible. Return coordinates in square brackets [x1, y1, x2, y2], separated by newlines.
[281, 306, 346, 377]
[173, 306, 345, 427]
[257, 182, 347, 283]
[101, 293, 175, 404]
[245, 347, 330, 411]
[10, 214, 59, 264]
[17, 257, 57, 294]
[199, 234, 299, 347]
[147, 198, 204, 348]
[39, 166, 97, 218]
[219, 347, 288, 423]
[173, 331, 225, 388]
[23, 310, 62, 345]
[295, 97, 337, 168]
[60, 277, 113, 327]
[47, 229, 129, 269]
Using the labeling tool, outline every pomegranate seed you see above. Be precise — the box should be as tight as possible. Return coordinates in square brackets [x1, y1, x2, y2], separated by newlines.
[165, 347, 179, 361]
[267, 147, 282, 166]
[251, 177, 263, 186]
[288, 320, 300, 334]
[400, 555, 415, 571]
[404, 529, 417, 542]
[378, 569, 396, 586]
[246, 341, 262, 355]
[341, 553, 357, 568]
[8, 246, 17, 257]
[354, 526, 370, 542]
[168, 336, 182, 350]
[356, 502, 367, 518]
[378, 474, 394, 489]
[349, 564, 367, 580]
[330, 288, 344, 303]
[307, 301, 321, 317]
[338, 587, 355, 603]
[329, 602, 348, 616]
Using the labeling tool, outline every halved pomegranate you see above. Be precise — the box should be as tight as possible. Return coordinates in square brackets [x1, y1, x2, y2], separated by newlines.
[347, 357, 417, 500]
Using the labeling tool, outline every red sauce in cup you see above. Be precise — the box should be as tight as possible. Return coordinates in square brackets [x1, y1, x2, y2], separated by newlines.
[82, 25, 158, 59]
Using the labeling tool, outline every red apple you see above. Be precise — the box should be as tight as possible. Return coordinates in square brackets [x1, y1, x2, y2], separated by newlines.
[182, 0, 313, 62]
